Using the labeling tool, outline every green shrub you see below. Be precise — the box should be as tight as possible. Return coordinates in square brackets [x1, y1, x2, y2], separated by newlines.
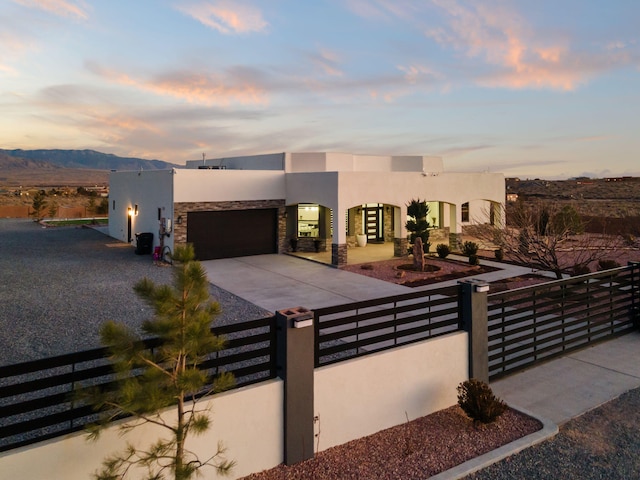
[457, 379, 508, 424]
[469, 254, 479, 266]
[462, 241, 479, 256]
[436, 244, 450, 259]
[598, 259, 621, 270]
[494, 248, 504, 261]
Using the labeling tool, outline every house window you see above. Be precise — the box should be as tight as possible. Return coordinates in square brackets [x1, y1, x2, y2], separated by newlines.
[461, 202, 469, 223]
[297, 204, 319, 237]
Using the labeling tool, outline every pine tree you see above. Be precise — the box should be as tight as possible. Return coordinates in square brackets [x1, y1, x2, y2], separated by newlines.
[30, 191, 47, 222]
[86, 244, 235, 480]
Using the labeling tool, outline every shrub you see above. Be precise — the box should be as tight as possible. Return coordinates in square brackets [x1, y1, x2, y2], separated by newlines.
[494, 248, 504, 261]
[571, 265, 591, 276]
[462, 241, 479, 256]
[436, 244, 450, 259]
[457, 379, 508, 425]
[468, 254, 479, 266]
[598, 259, 621, 270]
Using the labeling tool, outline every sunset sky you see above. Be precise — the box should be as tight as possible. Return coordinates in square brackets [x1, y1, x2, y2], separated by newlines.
[1, 0, 639, 179]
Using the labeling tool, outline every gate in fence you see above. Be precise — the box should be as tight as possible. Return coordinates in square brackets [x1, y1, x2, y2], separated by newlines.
[487, 263, 640, 380]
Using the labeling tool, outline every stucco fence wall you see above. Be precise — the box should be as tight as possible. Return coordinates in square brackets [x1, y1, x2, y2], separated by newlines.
[0, 331, 468, 480]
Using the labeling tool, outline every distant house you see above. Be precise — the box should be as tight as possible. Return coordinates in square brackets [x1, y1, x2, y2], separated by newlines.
[108, 152, 505, 266]
[506, 193, 519, 202]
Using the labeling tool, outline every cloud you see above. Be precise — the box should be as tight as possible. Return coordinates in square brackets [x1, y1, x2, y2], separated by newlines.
[176, 1, 267, 34]
[85, 61, 269, 106]
[425, 0, 640, 91]
[307, 49, 344, 77]
[11, 0, 88, 20]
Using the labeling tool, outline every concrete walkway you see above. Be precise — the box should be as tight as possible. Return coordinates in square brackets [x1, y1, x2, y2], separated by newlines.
[201, 254, 409, 312]
[201, 252, 555, 311]
[491, 331, 640, 425]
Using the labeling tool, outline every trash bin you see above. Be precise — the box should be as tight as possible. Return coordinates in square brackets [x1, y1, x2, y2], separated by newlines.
[135, 232, 153, 255]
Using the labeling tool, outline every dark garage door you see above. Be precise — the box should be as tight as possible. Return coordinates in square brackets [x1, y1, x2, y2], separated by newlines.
[187, 209, 278, 260]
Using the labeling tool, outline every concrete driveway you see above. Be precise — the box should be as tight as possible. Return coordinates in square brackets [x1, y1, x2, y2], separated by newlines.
[200, 254, 411, 312]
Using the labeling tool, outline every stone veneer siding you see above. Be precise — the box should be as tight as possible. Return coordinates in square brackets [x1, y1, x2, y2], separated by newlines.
[173, 200, 287, 253]
[394, 238, 408, 257]
[332, 243, 347, 266]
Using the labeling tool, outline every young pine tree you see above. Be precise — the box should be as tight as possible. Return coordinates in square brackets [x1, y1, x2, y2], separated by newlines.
[87, 244, 235, 480]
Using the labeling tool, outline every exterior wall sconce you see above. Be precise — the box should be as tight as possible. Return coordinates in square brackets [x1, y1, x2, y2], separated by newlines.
[176, 215, 183, 224]
[134, 204, 138, 216]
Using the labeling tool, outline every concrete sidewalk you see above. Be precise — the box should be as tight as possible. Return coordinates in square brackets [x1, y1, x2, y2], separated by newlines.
[491, 331, 640, 425]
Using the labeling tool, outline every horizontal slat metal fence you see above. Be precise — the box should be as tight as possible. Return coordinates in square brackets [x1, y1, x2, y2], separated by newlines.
[488, 264, 640, 380]
[0, 316, 276, 453]
[314, 285, 460, 367]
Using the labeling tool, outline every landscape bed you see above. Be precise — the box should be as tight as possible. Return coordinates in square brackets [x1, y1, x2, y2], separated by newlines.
[242, 405, 542, 480]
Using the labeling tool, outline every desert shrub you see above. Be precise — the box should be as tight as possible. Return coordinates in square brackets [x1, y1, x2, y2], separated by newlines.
[571, 265, 591, 276]
[468, 254, 480, 266]
[462, 241, 479, 256]
[494, 248, 504, 261]
[436, 244, 450, 259]
[457, 379, 507, 425]
[598, 259, 621, 270]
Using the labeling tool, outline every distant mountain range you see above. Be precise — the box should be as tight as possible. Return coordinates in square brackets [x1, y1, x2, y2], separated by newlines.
[0, 149, 177, 171]
[0, 149, 179, 187]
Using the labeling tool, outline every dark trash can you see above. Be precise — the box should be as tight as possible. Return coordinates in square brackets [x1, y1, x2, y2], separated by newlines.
[135, 232, 153, 255]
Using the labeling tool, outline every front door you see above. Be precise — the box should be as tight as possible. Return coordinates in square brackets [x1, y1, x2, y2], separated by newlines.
[364, 204, 384, 243]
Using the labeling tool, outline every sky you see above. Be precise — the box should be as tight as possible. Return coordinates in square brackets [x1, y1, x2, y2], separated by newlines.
[1, 0, 639, 179]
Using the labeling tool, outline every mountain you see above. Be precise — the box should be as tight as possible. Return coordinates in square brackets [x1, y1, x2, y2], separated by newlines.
[0, 149, 180, 187]
[0, 149, 177, 171]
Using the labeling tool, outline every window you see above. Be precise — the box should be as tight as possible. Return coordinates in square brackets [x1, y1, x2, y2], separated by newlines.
[297, 204, 319, 237]
[461, 202, 469, 223]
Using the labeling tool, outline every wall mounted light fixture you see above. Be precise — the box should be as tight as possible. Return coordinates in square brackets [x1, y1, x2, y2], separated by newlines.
[176, 215, 183, 224]
[134, 204, 138, 216]
[128, 207, 133, 217]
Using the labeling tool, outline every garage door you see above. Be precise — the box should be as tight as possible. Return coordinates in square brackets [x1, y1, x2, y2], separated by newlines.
[187, 209, 278, 260]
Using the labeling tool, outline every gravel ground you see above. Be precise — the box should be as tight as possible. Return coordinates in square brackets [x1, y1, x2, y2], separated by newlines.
[464, 387, 640, 480]
[0, 219, 270, 366]
[242, 406, 542, 480]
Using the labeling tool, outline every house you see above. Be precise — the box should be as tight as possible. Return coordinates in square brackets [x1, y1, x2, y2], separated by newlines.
[108, 152, 504, 266]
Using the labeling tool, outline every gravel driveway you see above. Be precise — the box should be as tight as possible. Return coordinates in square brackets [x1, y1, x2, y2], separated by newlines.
[0, 219, 270, 366]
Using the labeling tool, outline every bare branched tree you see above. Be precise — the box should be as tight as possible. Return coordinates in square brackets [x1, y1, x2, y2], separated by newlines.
[468, 201, 623, 279]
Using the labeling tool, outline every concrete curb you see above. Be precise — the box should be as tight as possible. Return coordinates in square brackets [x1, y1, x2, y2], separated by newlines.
[429, 406, 558, 480]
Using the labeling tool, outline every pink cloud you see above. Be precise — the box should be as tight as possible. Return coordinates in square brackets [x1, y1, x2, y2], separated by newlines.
[86, 62, 269, 106]
[176, 1, 267, 34]
[12, 0, 88, 20]
[426, 0, 595, 91]
[308, 49, 344, 77]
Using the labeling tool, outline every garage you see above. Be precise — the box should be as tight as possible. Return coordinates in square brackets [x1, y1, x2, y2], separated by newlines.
[187, 209, 278, 260]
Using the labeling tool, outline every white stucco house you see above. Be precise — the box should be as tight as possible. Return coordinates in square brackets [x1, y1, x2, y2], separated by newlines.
[108, 152, 504, 266]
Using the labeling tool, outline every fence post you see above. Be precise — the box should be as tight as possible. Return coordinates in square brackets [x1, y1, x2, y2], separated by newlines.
[630, 262, 640, 329]
[458, 279, 490, 383]
[276, 307, 315, 465]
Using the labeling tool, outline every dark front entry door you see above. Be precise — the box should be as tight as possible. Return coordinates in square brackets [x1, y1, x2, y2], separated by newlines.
[187, 209, 278, 260]
[364, 205, 384, 243]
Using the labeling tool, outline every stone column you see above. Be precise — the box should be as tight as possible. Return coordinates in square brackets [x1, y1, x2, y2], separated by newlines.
[331, 243, 347, 266]
[394, 237, 408, 257]
[458, 279, 489, 383]
[276, 307, 315, 465]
